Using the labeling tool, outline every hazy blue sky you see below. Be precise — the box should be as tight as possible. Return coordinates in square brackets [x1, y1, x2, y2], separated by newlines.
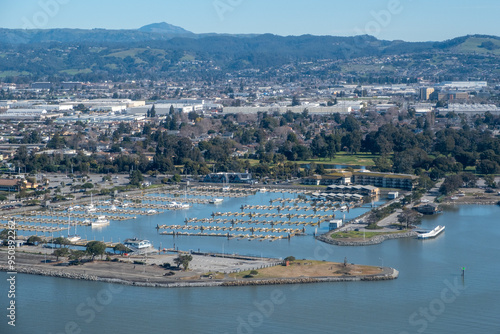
[1, 0, 499, 41]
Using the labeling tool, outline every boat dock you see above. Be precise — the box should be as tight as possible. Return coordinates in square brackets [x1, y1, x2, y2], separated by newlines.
[417, 225, 445, 239]
[180, 218, 326, 226]
[159, 231, 299, 241]
[211, 211, 335, 220]
[0, 222, 68, 233]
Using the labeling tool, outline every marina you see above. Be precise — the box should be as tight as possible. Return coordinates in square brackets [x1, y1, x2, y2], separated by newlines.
[5, 202, 500, 334]
[7, 185, 370, 249]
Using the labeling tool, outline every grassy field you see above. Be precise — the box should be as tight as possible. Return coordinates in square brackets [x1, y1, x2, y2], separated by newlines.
[0, 70, 30, 78]
[298, 152, 379, 167]
[242, 153, 379, 168]
[456, 37, 500, 55]
[229, 260, 383, 279]
[59, 69, 92, 75]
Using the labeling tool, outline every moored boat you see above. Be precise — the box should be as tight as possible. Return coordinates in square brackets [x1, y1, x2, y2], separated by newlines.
[209, 198, 224, 204]
[91, 215, 110, 227]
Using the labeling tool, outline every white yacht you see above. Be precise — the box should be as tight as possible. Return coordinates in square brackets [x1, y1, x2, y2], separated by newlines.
[167, 202, 190, 209]
[123, 238, 152, 251]
[67, 235, 81, 243]
[86, 204, 96, 213]
[209, 198, 224, 204]
[91, 215, 110, 228]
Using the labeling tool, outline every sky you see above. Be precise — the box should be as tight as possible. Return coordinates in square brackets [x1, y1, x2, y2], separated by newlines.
[0, 0, 499, 42]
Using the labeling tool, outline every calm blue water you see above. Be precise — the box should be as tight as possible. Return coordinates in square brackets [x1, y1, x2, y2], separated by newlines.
[2, 195, 500, 334]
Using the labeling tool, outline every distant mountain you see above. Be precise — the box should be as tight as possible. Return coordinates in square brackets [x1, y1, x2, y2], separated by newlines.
[0, 26, 498, 83]
[138, 22, 193, 35]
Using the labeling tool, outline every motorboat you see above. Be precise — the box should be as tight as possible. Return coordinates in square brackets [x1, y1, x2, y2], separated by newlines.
[123, 238, 152, 251]
[167, 202, 190, 209]
[209, 198, 224, 204]
[91, 215, 110, 227]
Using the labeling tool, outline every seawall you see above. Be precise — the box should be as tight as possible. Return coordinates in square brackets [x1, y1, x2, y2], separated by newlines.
[0, 265, 398, 288]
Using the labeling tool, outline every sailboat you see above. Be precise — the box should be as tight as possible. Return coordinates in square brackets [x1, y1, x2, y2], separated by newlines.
[222, 177, 230, 192]
[67, 214, 81, 242]
[86, 193, 96, 213]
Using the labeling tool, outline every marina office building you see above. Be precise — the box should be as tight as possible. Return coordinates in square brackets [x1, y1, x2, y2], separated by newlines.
[303, 171, 417, 190]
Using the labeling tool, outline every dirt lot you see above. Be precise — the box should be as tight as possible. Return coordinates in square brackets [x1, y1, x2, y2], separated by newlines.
[231, 260, 383, 279]
[441, 188, 500, 205]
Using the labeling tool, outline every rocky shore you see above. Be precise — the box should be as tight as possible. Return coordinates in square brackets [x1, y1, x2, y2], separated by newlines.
[316, 231, 418, 246]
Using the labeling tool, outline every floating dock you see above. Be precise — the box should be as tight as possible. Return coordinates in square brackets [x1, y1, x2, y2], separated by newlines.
[418, 225, 445, 239]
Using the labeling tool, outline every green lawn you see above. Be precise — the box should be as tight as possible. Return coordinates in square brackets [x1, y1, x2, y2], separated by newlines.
[235, 153, 379, 168]
[297, 152, 379, 167]
[59, 68, 92, 75]
[0, 70, 30, 78]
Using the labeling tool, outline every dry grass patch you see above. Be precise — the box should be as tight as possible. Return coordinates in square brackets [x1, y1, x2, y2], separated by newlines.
[230, 260, 383, 279]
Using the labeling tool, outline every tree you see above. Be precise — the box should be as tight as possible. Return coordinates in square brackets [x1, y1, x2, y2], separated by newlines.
[27, 235, 42, 245]
[86, 241, 107, 261]
[52, 236, 71, 248]
[477, 160, 499, 175]
[150, 104, 156, 118]
[129, 170, 144, 187]
[397, 209, 421, 229]
[291, 95, 301, 106]
[439, 174, 463, 195]
[484, 175, 496, 188]
[113, 243, 131, 255]
[174, 254, 193, 270]
[69, 250, 86, 264]
[53, 248, 70, 261]
[0, 229, 9, 240]
[373, 155, 392, 172]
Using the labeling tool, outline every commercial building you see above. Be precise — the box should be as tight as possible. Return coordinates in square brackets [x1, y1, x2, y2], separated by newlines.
[434, 81, 487, 90]
[326, 185, 380, 197]
[204, 172, 253, 184]
[31, 82, 52, 90]
[419, 87, 435, 100]
[0, 108, 56, 121]
[0, 178, 37, 192]
[438, 104, 500, 115]
[329, 219, 343, 230]
[352, 171, 417, 190]
[302, 172, 352, 186]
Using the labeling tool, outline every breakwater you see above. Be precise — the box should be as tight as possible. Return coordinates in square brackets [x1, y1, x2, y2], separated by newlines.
[316, 231, 418, 246]
[0, 265, 398, 288]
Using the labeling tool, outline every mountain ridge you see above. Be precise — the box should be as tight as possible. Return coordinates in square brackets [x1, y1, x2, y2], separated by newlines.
[137, 22, 194, 35]
[0, 23, 498, 45]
